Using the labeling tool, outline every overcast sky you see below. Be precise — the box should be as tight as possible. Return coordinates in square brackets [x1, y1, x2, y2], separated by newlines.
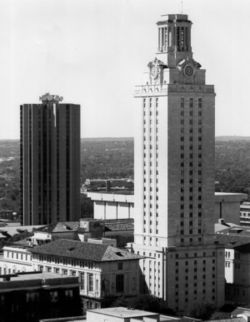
[0, 0, 248, 139]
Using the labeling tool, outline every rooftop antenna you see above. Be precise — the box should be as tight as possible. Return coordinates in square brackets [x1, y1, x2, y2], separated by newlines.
[180, 0, 184, 14]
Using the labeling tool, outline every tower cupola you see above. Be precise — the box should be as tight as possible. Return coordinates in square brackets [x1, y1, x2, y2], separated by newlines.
[156, 14, 193, 67]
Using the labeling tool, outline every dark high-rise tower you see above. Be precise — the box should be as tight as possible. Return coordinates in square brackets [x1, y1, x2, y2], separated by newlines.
[20, 93, 80, 225]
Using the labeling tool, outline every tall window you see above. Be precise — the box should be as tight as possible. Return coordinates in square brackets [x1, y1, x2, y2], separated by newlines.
[88, 273, 93, 292]
[116, 274, 124, 293]
[80, 272, 85, 290]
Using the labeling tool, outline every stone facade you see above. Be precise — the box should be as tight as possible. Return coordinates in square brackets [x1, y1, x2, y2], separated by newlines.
[131, 14, 225, 313]
[0, 245, 33, 274]
[0, 240, 141, 312]
[87, 192, 134, 220]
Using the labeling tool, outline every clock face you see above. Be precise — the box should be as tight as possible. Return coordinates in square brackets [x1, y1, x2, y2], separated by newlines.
[184, 64, 194, 77]
[151, 65, 160, 80]
[151, 64, 160, 79]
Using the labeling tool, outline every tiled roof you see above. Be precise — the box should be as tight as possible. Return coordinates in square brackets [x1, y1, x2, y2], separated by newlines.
[37, 222, 80, 234]
[12, 239, 33, 248]
[77, 218, 134, 234]
[52, 222, 79, 233]
[30, 239, 142, 262]
[0, 225, 45, 237]
[104, 219, 134, 232]
[216, 225, 250, 248]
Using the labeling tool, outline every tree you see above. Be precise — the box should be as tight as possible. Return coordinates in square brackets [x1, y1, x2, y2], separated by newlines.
[110, 295, 176, 316]
[190, 303, 216, 320]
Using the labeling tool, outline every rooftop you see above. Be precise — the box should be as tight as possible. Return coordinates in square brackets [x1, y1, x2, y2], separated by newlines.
[87, 307, 181, 322]
[215, 192, 247, 196]
[0, 225, 45, 237]
[37, 222, 79, 234]
[104, 219, 134, 232]
[0, 271, 79, 291]
[0, 271, 70, 282]
[89, 307, 158, 318]
[31, 239, 142, 262]
[215, 192, 248, 202]
[216, 224, 250, 248]
[78, 218, 134, 233]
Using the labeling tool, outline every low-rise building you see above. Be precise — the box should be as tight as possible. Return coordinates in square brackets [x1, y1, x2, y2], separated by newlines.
[86, 307, 180, 322]
[78, 218, 134, 247]
[215, 193, 247, 225]
[225, 243, 250, 305]
[0, 241, 34, 274]
[87, 191, 246, 225]
[0, 271, 81, 322]
[39, 307, 182, 322]
[87, 192, 134, 220]
[27, 219, 134, 248]
[216, 225, 250, 305]
[240, 202, 250, 226]
[30, 239, 142, 311]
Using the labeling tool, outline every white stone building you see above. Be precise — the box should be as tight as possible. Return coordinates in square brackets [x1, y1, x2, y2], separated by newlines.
[131, 13, 225, 313]
[30, 239, 142, 310]
[87, 191, 246, 224]
[240, 202, 250, 226]
[87, 192, 134, 220]
[0, 244, 33, 275]
[215, 193, 247, 225]
[86, 307, 180, 322]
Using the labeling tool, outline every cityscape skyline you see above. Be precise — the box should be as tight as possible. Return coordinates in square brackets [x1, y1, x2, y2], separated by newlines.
[0, 0, 249, 140]
[0, 4, 250, 320]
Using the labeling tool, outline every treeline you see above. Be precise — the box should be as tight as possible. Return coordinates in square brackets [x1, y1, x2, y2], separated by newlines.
[215, 139, 250, 196]
[1, 137, 250, 214]
[81, 138, 133, 183]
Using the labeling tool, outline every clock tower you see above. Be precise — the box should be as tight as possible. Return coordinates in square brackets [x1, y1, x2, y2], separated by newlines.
[132, 14, 225, 314]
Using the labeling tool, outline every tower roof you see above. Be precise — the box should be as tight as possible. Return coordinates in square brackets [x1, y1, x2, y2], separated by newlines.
[39, 93, 63, 104]
[157, 14, 191, 25]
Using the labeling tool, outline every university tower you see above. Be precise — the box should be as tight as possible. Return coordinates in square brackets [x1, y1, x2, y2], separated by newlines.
[132, 14, 224, 313]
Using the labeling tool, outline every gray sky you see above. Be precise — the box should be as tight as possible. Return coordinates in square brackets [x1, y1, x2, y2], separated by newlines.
[0, 0, 248, 139]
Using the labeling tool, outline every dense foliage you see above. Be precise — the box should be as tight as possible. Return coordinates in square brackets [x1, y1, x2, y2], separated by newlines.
[1, 137, 250, 215]
[81, 138, 133, 182]
[109, 294, 175, 316]
[215, 138, 250, 196]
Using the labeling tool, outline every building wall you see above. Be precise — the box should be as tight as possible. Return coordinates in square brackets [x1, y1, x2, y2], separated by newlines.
[0, 246, 34, 274]
[0, 276, 81, 322]
[240, 203, 250, 226]
[225, 249, 235, 284]
[20, 103, 80, 225]
[93, 201, 134, 220]
[87, 192, 134, 220]
[101, 261, 140, 298]
[133, 244, 224, 313]
[225, 250, 250, 305]
[31, 255, 102, 299]
[166, 246, 225, 312]
[215, 193, 247, 225]
[31, 254, 140, 301]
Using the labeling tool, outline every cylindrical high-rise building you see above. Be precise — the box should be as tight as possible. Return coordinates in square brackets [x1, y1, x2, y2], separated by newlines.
[20, 93, 80, 225]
